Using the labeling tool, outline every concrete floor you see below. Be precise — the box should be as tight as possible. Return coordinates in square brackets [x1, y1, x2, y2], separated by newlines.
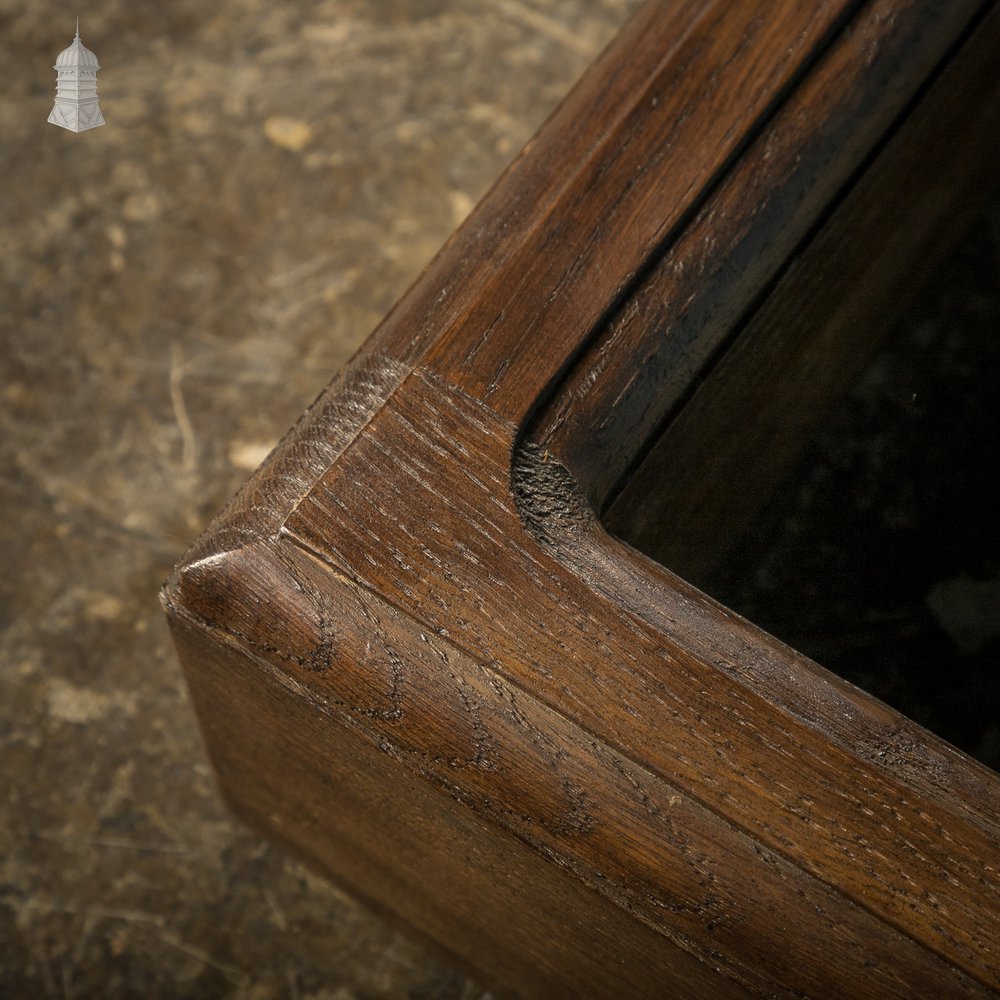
[0, 2, 638, 996]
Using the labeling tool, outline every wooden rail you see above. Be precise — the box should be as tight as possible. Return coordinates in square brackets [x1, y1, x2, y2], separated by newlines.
[164, 1, 1000, 995]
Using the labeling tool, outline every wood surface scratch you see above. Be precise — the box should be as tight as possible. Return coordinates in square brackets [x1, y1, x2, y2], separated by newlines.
[163, 0, 1000, 995]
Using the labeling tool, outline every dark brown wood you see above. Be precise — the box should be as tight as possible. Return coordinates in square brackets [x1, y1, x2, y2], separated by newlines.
[163, 0, 1000, 996]
[604, 0, 1000, 582]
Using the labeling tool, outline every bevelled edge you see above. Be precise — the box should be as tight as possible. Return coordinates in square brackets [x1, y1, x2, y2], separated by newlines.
[510, 438, 1000, 836]
[161, 350, 408, 610]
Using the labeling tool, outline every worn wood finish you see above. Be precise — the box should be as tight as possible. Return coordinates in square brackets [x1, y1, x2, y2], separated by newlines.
[164, 0, 1000, 995]
[603, 0, 1000, 582]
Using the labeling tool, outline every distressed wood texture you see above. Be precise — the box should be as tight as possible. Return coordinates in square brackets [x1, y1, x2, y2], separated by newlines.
[163, 1, 1000, 996]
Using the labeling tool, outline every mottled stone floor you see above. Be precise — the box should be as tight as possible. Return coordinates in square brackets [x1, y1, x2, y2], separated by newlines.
[0, 2, 637, 996]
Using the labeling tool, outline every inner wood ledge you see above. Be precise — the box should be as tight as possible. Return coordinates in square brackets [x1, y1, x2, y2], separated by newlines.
[164, 0, 1000, 996]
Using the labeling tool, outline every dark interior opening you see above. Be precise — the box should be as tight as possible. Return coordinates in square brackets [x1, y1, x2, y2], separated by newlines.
[610, 208, 1000, 771]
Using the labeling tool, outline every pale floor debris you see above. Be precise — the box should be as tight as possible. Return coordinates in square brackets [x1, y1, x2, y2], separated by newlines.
[264, 116, 313, 152]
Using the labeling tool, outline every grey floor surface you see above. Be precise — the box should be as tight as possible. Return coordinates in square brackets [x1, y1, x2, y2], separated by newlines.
[0, 2, 638, 996]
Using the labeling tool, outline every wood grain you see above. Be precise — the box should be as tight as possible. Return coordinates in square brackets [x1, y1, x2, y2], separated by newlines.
[164, 0, 1000, 994]
[170, 610, 750, 1000]
[604, 0, 1000, 583]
